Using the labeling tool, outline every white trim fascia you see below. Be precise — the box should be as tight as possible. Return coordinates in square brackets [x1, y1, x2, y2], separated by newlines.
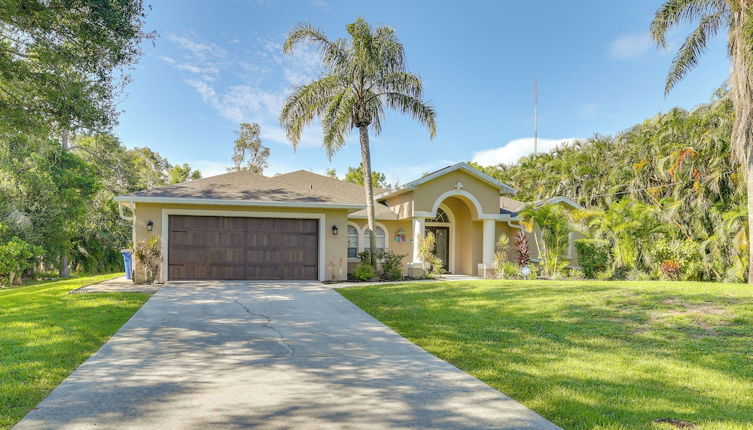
[117, 201, 134, 222]
[538, 196, 582, 209]
[115, 195, 365, 211]
[160, 208, 327, 282]
[346, 214, 399, 221]
[414, 211, 515, 221]
[506, 220, 525, 231]
[375, 162, 517, 200]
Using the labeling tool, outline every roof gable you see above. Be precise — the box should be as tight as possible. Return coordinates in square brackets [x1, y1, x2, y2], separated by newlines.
[376, 162, 516, 200]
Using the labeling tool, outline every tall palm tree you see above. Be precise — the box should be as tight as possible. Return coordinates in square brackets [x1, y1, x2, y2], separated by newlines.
[280, 18, 436, 266]
[651, 0, 753, 282]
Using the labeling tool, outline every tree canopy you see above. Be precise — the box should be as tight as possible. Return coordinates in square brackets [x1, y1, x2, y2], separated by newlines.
[0, 0, 154, 133]
[343, 164, 390, 189]
[475, 91, 747, 281]
[228, 122, 270, 174]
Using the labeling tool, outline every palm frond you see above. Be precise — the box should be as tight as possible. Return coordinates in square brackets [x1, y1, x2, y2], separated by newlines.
[650, 0, 727, 46]
[383, 93, 437, 139]
[283, 23, 348, 72]
[372, 71, 423, 98]
[321, 89, 356, 159]
[664, 11, 725, 95]
[279, 75, 342, 148]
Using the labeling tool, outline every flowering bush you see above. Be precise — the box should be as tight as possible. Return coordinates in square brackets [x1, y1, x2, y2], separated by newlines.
[660, 260, 681, 280]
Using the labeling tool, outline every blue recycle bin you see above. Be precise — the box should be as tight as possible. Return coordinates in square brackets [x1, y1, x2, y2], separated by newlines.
[121, 250, 133, 280]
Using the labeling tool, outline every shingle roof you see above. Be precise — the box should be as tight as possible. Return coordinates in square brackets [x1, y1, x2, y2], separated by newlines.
[116, 169, 398, 217]
[499, 195, 582, 216]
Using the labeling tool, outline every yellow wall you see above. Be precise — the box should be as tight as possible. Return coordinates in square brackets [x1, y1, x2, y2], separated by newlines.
[347, 218, 412, 274]
[131, 202, 349, 282]
[412, 170, 501, 217]
[384, 192, 413, 219]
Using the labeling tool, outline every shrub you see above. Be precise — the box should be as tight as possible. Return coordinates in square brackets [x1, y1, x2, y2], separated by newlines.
[496, 261, 520, 279]
[524, 264, 540, 280]
[426, 255, 445, 278]
[565, 267, 584, 280]
[380, 251, 405, 281]
[358, 250, 373, 265]
[133, 236, 161, 284]
[513, 231, 530, 266]
[0, 237, 41, 287]
[659, 260, 681, 280]
[574, 239, 611, 278]
[352, 263, 377, 281]
[626, 268, 651, 281]
[651, 239, 702, 281]
[417, 232, 444, 277]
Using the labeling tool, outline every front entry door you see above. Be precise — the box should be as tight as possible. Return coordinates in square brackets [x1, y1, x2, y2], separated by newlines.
[425, 226, 449, 272]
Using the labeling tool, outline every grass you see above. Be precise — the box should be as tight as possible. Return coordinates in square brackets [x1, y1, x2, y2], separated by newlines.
[338, 280, 753, 430]
[0, 274, 150, 429]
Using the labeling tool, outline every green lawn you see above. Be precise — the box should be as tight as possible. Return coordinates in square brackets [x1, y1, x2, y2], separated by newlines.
[338, 280, 753, 430]
[0, 274, 150, 429]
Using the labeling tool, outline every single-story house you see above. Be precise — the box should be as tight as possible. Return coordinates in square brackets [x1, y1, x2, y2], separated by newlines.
[115, 162, 580, 283]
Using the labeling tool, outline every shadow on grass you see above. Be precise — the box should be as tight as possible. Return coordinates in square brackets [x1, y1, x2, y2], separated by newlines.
[338, 280, 753, 430]
[11, 281, 558, 430]
[0, 274, 149, 429]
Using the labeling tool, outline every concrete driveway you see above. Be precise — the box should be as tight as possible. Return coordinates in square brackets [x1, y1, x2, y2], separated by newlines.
[16, 281, 560, 430]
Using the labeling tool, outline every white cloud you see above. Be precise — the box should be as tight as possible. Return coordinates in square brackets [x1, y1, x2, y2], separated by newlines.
[167, 34, 226, 58]
[175, 63, 220, 74]
[310, 0, 329, 9]
[472, 137, 580, 166]
[609, 33, 654, 60]
[167, 35, 326, 148]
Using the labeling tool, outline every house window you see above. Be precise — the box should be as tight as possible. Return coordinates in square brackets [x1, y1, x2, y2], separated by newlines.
[364, 226, 386, 257]
[347, 225, 359, 258]
[430, 208, 450, 223]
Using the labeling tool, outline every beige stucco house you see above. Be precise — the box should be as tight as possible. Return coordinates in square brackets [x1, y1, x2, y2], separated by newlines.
[115, 162, 579, 283]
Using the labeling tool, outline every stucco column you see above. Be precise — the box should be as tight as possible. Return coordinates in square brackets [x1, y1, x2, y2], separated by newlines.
[411, 217, 426, 264]
[482, 219, 496, 264]
[479, 219, 496, 278]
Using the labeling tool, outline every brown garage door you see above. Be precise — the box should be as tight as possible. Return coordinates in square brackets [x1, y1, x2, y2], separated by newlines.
[167, 215, 318, 280]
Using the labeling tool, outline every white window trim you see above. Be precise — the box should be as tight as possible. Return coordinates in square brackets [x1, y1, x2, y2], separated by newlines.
[160, 208, 326, 282]
[362, 221, 389, 254]
[346, 221, 362, 263]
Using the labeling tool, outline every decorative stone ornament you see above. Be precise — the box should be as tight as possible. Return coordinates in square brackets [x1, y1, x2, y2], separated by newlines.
[454, 182, 464, 190]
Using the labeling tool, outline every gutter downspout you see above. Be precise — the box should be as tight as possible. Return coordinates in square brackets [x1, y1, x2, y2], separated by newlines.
[118, 201, 136, 248]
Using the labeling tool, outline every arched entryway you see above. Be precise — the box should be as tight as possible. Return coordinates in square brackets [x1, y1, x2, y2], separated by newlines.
[411, 193, 488, 276]
[425, 204, 455, 273]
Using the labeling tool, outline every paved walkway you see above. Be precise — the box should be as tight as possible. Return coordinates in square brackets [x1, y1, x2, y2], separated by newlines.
[69, 276, 160, 294]
[16, 281, 559, 429]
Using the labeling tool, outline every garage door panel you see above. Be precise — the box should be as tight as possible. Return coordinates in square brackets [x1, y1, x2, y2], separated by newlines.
[168, 215, 318, 281]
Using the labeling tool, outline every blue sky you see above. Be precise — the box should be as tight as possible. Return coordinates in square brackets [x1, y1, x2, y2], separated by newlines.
[117, 0, 729, 184]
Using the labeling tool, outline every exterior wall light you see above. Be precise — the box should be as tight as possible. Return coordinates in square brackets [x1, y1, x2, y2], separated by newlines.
[331, 225, 338, 235]
[146, 220, 154, 231]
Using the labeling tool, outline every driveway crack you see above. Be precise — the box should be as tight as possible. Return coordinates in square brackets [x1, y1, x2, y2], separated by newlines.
[233, 299, 294, 357]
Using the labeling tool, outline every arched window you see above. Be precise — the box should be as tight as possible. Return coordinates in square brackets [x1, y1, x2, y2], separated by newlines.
[364, 226, 386, 257]
[347, 225, 359, 258]
[430, 208, 450, 223]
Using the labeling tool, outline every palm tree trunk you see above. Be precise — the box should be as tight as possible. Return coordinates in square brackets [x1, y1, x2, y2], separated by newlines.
[359, 125, 377, 267]
[61, 130, 70, 149]
[730, 8, 753, 283]
[747, 158, 753, 283]
[60, 252, 70, 277]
